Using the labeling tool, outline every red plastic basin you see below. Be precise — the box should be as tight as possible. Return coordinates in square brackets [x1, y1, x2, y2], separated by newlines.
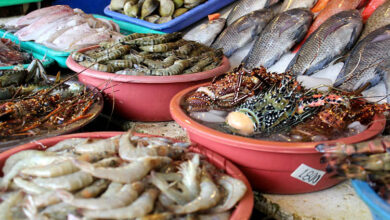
[170, 83, 386, 194]
[0, 132, 253, 220]
[66, 46, 230, 121]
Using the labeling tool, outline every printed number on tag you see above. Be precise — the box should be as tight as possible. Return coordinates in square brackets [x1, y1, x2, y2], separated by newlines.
[290, 164, 326, 186]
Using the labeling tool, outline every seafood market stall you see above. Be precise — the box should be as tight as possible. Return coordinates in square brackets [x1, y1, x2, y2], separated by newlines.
[0, 0, 390, 219]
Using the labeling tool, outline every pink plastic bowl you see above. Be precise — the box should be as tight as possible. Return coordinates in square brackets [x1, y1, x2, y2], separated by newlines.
[0, 132, 253, 220]
[66, 46, 230, 121]
[170, 83, 386, 194]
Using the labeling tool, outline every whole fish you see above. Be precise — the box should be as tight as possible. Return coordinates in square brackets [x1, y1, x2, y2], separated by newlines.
[244, 9, 313, 69]
[376, 59, 390, 102]
[287, 10, 362, 75]
[311, 0, 330, 13]
[280, 0, 318, 12]
[183, 18, 226, 46]
[362, 0, 387, 21]
[293, 0, 361, 52]
[226, 0, 279, 26]
[334, 24, 390, 92]
[359, 0, 390, 41]
[212, 9, 274, 57]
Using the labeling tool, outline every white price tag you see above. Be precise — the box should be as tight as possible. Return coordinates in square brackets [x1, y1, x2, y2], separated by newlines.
[290, 164, 326, 186]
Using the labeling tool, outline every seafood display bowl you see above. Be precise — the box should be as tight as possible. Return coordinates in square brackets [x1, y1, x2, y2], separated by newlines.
[0, 131, 254, 220]
[66, 46, 230, 122]
[352, 180, 390, 220]
[170, 83, 386, 194]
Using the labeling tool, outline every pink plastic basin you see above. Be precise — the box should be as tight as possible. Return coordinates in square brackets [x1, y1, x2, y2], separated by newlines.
[170, 83, 386, 194]
[66, 46, 230, 121]
[0, 132, 253, 220]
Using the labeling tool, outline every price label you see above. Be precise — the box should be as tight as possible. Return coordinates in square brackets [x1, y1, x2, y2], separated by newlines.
[290, 164, 326, 186]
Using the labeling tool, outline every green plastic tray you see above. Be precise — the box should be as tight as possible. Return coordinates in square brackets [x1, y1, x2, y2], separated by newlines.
[0, 14, 162, 68]
[0, 0, 42, 7]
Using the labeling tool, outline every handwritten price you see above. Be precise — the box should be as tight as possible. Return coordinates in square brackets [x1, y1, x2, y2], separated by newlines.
[290, 164, 326, 186]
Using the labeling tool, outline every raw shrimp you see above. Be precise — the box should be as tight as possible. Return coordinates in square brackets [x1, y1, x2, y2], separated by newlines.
[106, 59, 134, 70]
[179, 154, 200, 199]
[37, 202, 76, 220]
[118, 33, 155, 43]
[13, 177, 48, 194]
[150, 171, 190, 205]
[47, 138, 89, 152]
[1, 155, 66, 190]
[139, 40, 186, 52]
[96, 45, 131, 62]
[149, 58, 195, 76]
[74, 136, 120, 154]
[2, 150, 52, 174]
[27, 191, 61, 208]
[122, 33, 182, 46]
[209, 175, 247, 213]
[79, 61, 114, 72]
[74, 157, 171, 183]
[119, 133, 184, 161]
[0, 190, 23, 220]
[21, 160, 79, 177]
[71, 52, 96, 62]
[76, 179, 110, 198]
[57, 181, 144, 210]
[82, 188, 159, 219]
[92, 157, 121, 168]
[100, 182, 123, 197]
[170, 170, 221, 214]
[32, 171, 93, 191]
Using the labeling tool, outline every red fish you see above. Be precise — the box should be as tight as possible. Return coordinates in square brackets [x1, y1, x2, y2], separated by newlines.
[311, 0, 330, 13]
[362, 0, 387, 21]
[294, 0, 362, 53]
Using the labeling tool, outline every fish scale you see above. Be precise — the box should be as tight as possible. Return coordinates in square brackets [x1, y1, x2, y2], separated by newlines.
[359, 0, 390, 41]
[212, 9, 274, 57]
[287, 10, 362, 76]
[280, 0, 318, 12]
[334, 24, 390, 92]
[244, 8, 313, 69]
[226, 0, 279, 26]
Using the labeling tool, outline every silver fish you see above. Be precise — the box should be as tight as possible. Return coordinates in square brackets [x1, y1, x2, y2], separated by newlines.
[376, 59, 390, 102]
[280, 0, 317, 12]
[226, 0, 279, 26]
[359, 0, 390, 41]
[244, 8, 313, 69]
[334, 24, 390, 92]
[287, 10, 362, 75]
[212, 9, 274, 57]
[183, 18, 226, 46]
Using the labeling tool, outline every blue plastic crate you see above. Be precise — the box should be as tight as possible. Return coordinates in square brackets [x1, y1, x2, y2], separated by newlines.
[104, 0, 237, 33]
[352, 180, 390, 220]
[52, 0, 110, 15]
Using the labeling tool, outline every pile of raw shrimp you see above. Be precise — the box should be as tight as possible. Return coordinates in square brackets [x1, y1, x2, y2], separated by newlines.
[0, 133, 247, 219]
